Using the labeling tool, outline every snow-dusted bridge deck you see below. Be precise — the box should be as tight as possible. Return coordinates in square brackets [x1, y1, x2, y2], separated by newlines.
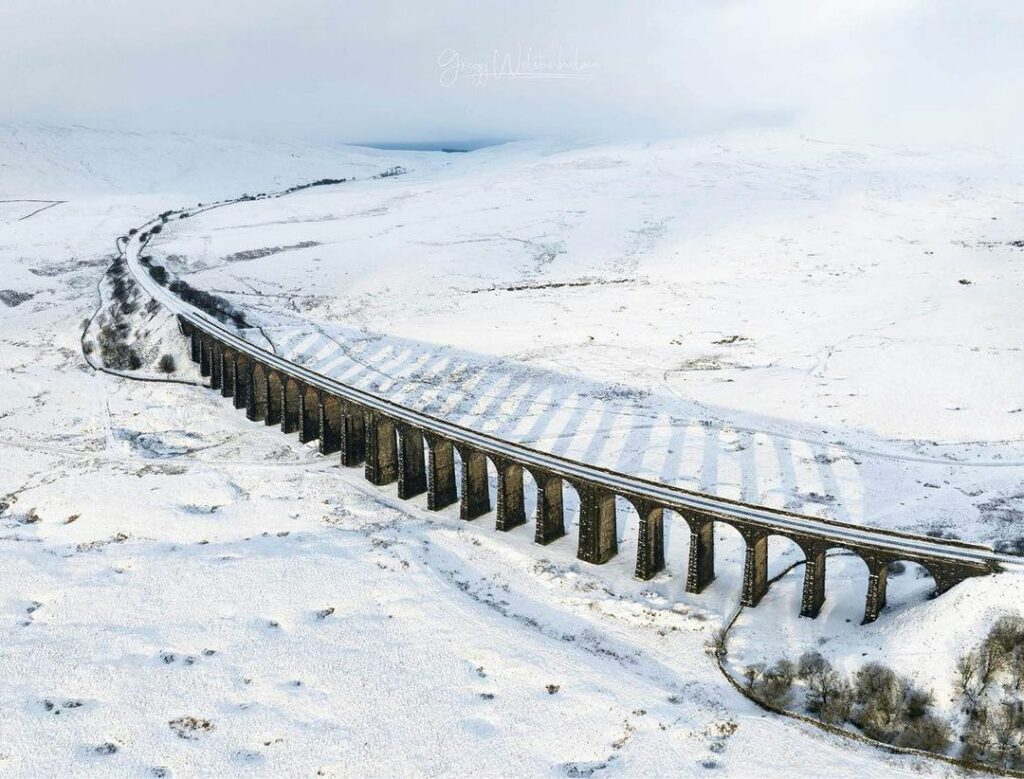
[123, 202, 1012, 626]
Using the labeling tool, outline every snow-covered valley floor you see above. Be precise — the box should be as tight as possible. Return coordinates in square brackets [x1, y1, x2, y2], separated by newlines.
[0, 125, 1021, 776]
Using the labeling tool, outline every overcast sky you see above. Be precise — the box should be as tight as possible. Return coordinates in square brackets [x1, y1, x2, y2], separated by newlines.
[2, 0, 1022, 146]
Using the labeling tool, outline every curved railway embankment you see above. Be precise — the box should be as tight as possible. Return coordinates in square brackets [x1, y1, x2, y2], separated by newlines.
[119, 184, 1017, 625]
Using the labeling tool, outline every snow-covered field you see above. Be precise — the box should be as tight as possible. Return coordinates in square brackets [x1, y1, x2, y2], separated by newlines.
[0, 124, 1021, 775]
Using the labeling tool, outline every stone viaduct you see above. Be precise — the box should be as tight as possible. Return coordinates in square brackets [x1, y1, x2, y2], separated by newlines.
[174, 316, 1003, 625]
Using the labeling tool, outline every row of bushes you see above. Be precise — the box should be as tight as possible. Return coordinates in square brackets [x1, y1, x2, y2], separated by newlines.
[743, 653, 951, 752]
[956, 615, 1024, 768]
[97, 257, 146, 369]
[737, 615, 1024, 769]
[84, 255, 177, 373]
[283, 177, 348, 194]
[138, 256, 247, 328]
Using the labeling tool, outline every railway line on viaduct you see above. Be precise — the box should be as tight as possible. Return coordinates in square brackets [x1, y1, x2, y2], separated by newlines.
[120, 192, 1016, 626]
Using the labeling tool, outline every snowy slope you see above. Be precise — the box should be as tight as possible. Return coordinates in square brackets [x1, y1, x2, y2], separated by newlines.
[149, 132, 1024, 548]
[0, 123, 1019, 776]
[0, 122, 439, 200]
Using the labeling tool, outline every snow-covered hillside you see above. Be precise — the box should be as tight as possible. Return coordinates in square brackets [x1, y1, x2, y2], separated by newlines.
[0, 122, 439, 200]
[150, 132, 1024, 548]
[0, 124, 1020, 776]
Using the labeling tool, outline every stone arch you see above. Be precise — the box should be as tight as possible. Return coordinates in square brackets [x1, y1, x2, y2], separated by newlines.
[619, 498, 663, 581]
[706, 518, 748, 606]
[493, 457, 527, 532]
[672, 509, 712, 594]
[569, 479, 617, 566]
[424, 433, 457, 510]
[338, 400, 366, 466]
[452, 444, 493, 521]
[765, 533, 809, 581]
[815, 545, 871, 624]
[559, 478, 584, 551]
[521, 468, 538, 528]
[878, 559, 941, 613]
[650, 507, 691, 584]
[364, 410, 398, 486]
[525, 467, 565, 546]
[730, 529, 818, 610]
[483, 453, 500, 518]
[395, 422, 427, 500]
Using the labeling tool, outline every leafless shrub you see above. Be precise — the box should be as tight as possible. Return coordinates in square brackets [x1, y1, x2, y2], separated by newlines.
[897, 715, 952, 753]
[743, 664, 764, 692]
[757, 659, 796, 707]
[819, 679, 854, 724]
[707, 628, 727, 658]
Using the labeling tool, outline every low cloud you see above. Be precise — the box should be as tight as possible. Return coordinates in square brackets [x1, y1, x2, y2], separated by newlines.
[1, 0, 1021, 146]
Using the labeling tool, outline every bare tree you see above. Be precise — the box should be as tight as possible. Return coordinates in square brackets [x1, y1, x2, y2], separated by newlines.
[955, 650, 979, 696]
[757, 659, 796, 707]
[803, 655, 848, 719]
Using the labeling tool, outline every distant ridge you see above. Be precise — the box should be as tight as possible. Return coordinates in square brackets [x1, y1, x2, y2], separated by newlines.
[353, 139, 510, 153]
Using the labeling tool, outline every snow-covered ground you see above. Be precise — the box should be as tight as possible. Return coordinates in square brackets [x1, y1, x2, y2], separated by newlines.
[0, 124, 1020, 775]
[150, 132, 1024, 548]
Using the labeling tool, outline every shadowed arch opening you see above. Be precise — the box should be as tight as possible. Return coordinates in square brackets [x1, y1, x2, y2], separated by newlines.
[618, 498, 663, 581]
[703, 520, 747, 610]
[882, 560, 937, 612]
[818, 547, 871, 625]
[266, 370, 284, 425]
[750, 534, 808, 614]
[484, 455, 499, 518]
[522, 468, 538, 527]
[617, 498, 641, 572]
[560, 480, 583, 552]
[282, 376, 302, 434]
[766, 534, 807, 581]
[300, 384, 320, 443]
[661, 508, 693, 581]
